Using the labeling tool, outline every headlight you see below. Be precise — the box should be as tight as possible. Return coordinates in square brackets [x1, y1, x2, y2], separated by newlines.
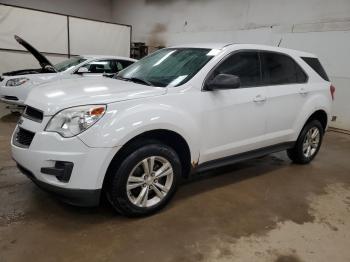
[6, 77, 30, 86]
[45, 105, 106, 138]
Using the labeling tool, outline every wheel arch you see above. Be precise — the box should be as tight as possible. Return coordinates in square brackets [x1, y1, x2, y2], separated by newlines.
[293, 91, 331, 141]
[102, 129, 193, 192]
[305, 110, 328, 131]
[293, 108, 328, 142]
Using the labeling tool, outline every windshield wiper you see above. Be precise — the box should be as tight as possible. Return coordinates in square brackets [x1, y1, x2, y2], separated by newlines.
[128, 77, 154, 86]
[115, 76, 154, 86]
[114, 75, 129, 81]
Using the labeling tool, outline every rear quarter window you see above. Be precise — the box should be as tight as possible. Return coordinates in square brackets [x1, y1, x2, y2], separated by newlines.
[301, 57, 329, 81]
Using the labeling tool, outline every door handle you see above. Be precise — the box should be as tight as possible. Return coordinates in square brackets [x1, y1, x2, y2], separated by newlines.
[253, 94, 266, 103]
[299, 87, 308, 95]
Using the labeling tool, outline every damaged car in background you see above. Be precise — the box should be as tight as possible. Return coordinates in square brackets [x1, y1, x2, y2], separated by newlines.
[0, 35, 136, 111]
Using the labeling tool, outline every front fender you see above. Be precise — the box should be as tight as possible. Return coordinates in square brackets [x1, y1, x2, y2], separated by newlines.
[78, 100, 201, 162]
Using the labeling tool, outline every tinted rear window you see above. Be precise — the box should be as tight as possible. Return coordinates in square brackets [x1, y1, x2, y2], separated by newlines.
[262, 52, 307, 85]
[301, 57, 329, 81]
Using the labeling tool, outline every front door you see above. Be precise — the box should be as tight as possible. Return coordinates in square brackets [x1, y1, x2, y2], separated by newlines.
[199, 51, 268, 163]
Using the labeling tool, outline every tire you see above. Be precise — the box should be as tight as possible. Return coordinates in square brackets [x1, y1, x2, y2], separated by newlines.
[106, 141, 181, 217]
[287, 119, 324, 164]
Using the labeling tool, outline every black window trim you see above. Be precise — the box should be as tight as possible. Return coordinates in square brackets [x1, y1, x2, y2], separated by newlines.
[202, 49, 309, 91]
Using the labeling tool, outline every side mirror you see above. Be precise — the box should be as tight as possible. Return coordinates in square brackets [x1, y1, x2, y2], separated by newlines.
[43, 65, 56, 73]
[205, 74, 240, 90]
[76, 67, 89, 74]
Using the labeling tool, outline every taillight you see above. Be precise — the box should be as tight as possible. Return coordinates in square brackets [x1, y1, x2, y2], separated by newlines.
[330, 84, 335, 100]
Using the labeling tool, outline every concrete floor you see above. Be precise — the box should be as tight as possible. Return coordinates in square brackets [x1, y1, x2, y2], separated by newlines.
[1, 103, 350, 262]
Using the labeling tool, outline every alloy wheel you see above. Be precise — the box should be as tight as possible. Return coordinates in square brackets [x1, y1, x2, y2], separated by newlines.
[126, 156, 174, 208]
[302, 127, 320, 158]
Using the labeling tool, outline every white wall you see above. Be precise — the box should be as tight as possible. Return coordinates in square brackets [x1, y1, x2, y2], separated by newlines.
[112, 0, 350, 131]
[0, 0, 115, 71]
[0, 3, 131, 73]
[0, 0, 113, 21]
[112, 0, 350, 46]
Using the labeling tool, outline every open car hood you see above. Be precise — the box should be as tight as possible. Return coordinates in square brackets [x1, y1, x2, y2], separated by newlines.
[14, 35, 57, 73]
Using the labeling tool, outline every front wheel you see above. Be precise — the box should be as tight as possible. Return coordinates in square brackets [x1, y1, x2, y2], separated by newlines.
[107, 142, 181, 217]
[287, 120, 324, 164]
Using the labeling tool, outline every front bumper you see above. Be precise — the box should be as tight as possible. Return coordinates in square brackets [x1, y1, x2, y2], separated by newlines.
[0, 85, 28, 106]
[16, 163, 101, 206]
[11, 116, 120, 206]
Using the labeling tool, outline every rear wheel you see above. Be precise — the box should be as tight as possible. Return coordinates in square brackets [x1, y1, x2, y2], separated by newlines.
[107, 142, 181, 217]
[287, 120, 324, 164]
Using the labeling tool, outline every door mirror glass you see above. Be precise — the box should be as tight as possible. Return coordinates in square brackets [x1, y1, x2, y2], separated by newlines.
[76, 67, 89, 74]
[206, 74, 240, 90]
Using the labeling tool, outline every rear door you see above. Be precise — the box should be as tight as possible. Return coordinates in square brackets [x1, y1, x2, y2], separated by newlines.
[261, 51, 308, 144]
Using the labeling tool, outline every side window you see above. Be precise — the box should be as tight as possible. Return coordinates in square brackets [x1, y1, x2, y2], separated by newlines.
[210, 51, 261, 87]
[301, 57, 329, 81]
[114, 60, 135, 72]
[80, 60, 114, 73]
[262, 52, 307, 85]
[116, 61, 124, 71]
[119, 60, 135, 70]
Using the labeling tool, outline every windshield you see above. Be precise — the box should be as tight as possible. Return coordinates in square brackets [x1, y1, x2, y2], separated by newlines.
[117, 48, 216, 87]
[54, 57, 87, 72]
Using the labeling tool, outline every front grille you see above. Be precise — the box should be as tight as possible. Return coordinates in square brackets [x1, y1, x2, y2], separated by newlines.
[13, 127, 35, 148]
[23, 106, 44, 122]
[3, 95, 19, 101]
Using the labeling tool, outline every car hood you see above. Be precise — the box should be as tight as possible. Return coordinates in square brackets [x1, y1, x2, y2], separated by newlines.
[2, 68, 43, 76]
[25, 77, 167, 115]
[14, 35, 57, 73]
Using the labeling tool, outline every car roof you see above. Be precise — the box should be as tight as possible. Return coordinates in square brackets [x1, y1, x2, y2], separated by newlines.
[168, 43, 317, 58]
[169, 42, 232, 50]
[80, 55, 137, 61]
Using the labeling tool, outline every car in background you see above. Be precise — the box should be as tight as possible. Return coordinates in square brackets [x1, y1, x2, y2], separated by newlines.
[0, 35, 136, 108]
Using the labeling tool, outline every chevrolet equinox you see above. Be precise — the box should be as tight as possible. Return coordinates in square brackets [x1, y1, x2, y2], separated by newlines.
[11, 43, 334, 216]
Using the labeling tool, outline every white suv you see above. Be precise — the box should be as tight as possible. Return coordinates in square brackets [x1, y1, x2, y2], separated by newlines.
[11, 43, 334, 216]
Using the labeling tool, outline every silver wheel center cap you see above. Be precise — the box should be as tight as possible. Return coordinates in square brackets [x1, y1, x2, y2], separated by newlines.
[145, 174, 154, 185]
